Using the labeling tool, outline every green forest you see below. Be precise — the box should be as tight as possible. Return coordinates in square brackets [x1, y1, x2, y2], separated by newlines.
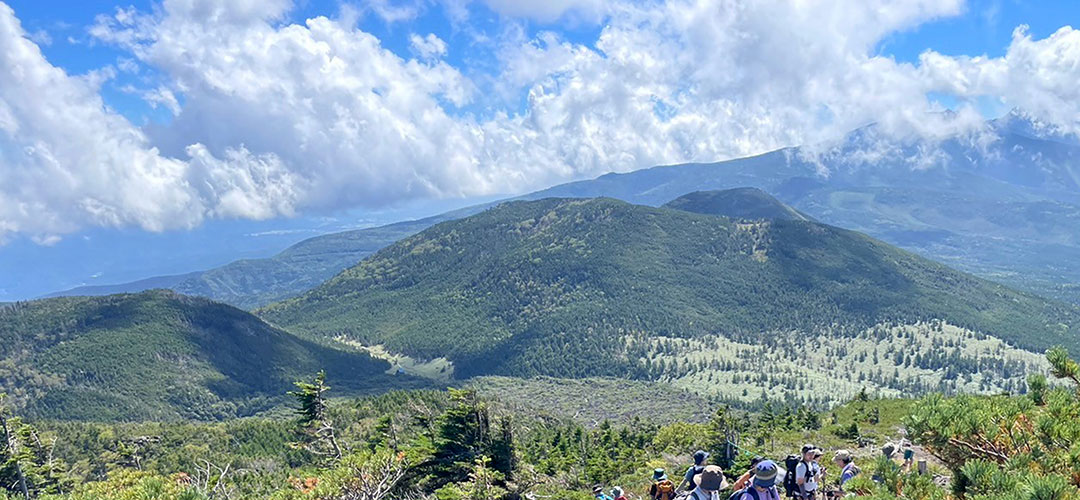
[261, 197, 1080, 380]
[5, 347, 1080, 500]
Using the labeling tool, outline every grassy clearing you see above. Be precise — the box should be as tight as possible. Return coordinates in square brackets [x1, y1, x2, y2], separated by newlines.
[646, 321, 1046, 407]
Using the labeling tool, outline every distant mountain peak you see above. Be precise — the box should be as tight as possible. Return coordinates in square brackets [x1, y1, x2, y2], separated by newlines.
[662, 188, 812, 221]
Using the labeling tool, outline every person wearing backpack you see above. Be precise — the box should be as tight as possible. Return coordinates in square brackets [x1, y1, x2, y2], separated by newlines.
[612, 486, 628, 500]
[832, 450, 859, 494]
[687, 464, 728, 500]
[682, 450, 711, 491]
[650, 468, 677, 500]
[794, 445, 823, 500]
[733, 456, 765, 491]
[729, 460, 782, 500]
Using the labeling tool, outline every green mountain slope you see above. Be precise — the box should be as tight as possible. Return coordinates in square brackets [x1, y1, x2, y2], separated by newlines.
[0, 290, 401, 421]
[261, 198, 1079, 387]
[662, 188, 812, 221]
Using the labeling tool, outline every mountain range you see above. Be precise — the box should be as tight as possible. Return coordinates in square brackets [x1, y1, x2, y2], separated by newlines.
[258, 192, 1075, 405]
[41, 112, 1080, 307]
[6, 189, 1075, 417]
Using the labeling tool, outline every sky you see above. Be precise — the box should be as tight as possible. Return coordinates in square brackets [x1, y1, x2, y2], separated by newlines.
[1, 0, 1079, 248]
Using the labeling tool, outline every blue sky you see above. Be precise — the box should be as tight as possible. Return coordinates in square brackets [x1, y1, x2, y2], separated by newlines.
[1, 0, 1079, 299]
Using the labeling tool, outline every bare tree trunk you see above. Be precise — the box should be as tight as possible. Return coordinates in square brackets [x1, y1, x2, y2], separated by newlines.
[1, 413, 30, 500]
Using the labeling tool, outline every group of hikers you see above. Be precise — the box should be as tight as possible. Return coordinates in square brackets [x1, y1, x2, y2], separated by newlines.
[594, 445, 864, 500]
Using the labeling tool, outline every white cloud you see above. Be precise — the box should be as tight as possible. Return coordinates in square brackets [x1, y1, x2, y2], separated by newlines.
[410, 33, 448, 59]
[920, 25, 1080, 136]
[3, 0, 1080, 242]
[0, 2, 302, 243]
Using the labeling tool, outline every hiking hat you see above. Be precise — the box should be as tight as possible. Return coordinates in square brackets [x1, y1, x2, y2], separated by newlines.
[612, 487, 624, 497]
[801, 444, 817, 455]
[593, 485, 604, 494]
[752, 460, 779, 488]
[833, 450, 852, 464]
[694, 465, 729, 491]
[653, 468, 667, 481]
[693, 450, 710, 464]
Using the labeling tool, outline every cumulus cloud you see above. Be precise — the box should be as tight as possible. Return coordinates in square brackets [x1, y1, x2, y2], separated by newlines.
[0, 2, 300, 242]
[919, 25, 1080, 136]
[3, 0, 1080, 242]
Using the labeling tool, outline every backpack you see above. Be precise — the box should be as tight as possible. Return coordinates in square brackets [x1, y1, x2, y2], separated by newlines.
[654, 479, 676, 500]
[783, 455, 800, 498]
[728, 488, 762, 500]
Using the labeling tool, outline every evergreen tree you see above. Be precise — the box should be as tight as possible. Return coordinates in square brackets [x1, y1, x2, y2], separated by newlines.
[288, 371, 343, 462]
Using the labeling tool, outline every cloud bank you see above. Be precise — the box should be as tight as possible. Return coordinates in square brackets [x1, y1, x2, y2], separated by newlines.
[1, 0, 1079, 242]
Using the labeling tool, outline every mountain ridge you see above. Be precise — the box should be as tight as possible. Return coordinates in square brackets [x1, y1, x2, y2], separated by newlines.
[0, 290, 411, 420]
[260, 196, 1078, 403]
[38, 115, 1080, 306]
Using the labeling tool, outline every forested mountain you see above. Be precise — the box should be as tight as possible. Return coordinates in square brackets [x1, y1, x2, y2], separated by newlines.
[260, 197, 1078, 397]
[662, 188, 812, 221]
[0, 291, 402, 421]
[524, 115, 1080, 303]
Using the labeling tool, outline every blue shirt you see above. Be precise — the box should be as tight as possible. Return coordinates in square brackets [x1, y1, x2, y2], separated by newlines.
[839, 463, 858, 486]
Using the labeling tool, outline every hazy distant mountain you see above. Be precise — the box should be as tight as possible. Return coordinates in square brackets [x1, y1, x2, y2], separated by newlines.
[523, 115, 1080, 303]
[46, 206, 488, 309]
[43, 272, 200, 299]
[40, 113, 1080, 306]
[260, 197, 1076, 406]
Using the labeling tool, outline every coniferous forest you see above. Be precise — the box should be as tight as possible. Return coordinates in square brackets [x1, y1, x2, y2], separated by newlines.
[4, 347, 1080, 500]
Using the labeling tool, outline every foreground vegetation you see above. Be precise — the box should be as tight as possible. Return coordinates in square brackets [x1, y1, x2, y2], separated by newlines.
[5, 347, 1080, 500]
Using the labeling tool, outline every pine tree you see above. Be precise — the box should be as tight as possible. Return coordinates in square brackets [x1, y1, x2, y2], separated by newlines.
[288, 371, 343, 462]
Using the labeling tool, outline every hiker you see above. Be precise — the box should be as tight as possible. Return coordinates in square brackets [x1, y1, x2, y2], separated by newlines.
[688, 464, 729, 500]
[650, 468, 677, 500]
[733, 456, 765, 491]
[682, 450, 711, 490]
[793, 445, 822, 499]
[612, 486, 628, 500]
[594, 485, 613, 500]
[902, 442, 915, 472]
[832, 450, 859, 494]
[731, 459, 782, 500]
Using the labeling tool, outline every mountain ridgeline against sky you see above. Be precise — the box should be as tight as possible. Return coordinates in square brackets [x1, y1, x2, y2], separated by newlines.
[39, 114, 1080, 307]
[46, 210, 480, 309]
[0, 290, 404, 421]
[260, 196, 1079, 390]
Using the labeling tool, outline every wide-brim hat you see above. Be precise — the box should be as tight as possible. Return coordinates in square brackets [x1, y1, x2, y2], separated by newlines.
[653, 468, 667, 480]
[753, 460, 779, 488]
[694, 465, 729, 491]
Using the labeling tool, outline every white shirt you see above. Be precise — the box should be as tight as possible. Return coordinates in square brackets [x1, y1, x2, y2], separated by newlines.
[794, 461, 820, 492]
